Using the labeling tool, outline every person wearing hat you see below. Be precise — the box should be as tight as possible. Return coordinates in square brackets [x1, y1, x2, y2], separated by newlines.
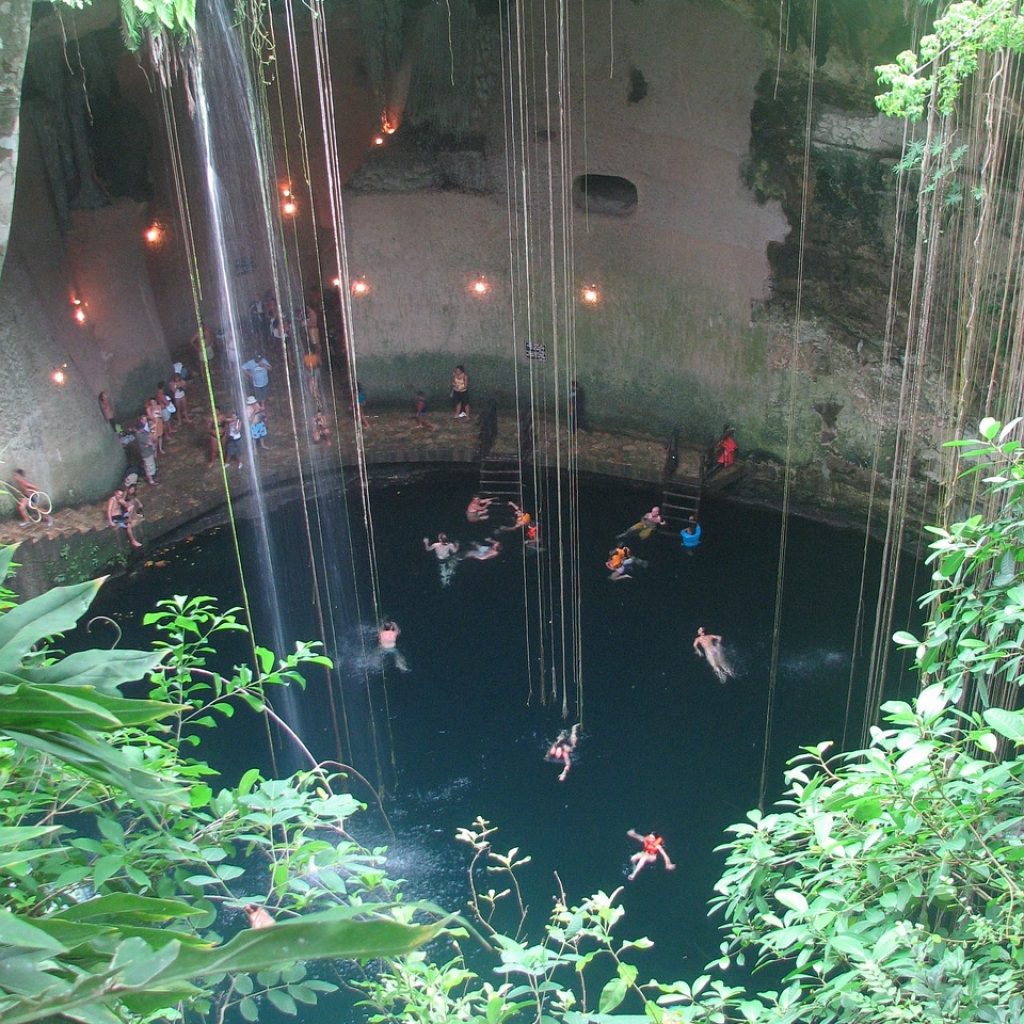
[246, 396, 270, 451]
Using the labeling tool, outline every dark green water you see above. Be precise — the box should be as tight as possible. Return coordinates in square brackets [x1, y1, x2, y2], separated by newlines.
[86, 468, 917, 997]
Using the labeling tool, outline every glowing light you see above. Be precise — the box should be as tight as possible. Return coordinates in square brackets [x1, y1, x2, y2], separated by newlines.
[469, 277, 491, 297]
[74, 308, 87, 323]
[351, 277, 371, 297]
[372, 135, 385, 147]
[71, 297, 87, 324]
[281, 199, 298, 217]
[580, 284, 601, 305]
[331, 276, 343, 289]
[381, 110, 397, 135]
[51, 364, 68, 386]
[144, 222, 164, 246]
[280, 183, 292, 197]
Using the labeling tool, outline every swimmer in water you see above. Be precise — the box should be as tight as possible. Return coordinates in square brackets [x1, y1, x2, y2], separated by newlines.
[424, 533, 460, 586]
[424, 533, 459, 559]
[499, 503, 532, 533]
[680, 515, 702, 552]
[466, 494, 495, 522]
[545, 723, 580, 782]
[693, 626, 735, 684]
[626, 829, 675, 880]
[378, 619, 410, 672]
[618, 506, 666, 542]
[464, 537, 502, 560]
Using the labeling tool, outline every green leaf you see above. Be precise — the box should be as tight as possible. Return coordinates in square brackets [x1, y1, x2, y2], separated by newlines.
[239, 996, 259, 1021]
[266, 988, 297, 1015]
[598, 977, 628, 1015]
[0, 579, 105, 672]
[775, 889, 808, 915]
[0, 913, 68, 952]
[983, 707, 1024, 743]
[22, 649, 166, 693]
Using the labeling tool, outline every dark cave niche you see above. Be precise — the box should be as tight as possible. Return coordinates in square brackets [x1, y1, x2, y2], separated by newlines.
[572, 174, 638, 216]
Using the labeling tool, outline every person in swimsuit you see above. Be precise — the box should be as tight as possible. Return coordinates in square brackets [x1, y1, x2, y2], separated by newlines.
[378, 619, 410, 672]
[618, 506, 666, 541]
[106, 487, 142, 549]
[465, 537, 501, 560]
[680, 516, 702, 552]
[546, 723, 580, 782]
[627, 829, 675, 880]
[693, 626, 735, 684]
[466, 495, 495, 522]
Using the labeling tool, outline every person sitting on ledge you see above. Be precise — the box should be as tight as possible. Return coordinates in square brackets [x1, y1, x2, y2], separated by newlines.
[106, 487, 142, 549]
[618, 506, 665, 541]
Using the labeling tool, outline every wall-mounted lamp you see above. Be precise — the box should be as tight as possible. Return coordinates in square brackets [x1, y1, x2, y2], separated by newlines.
[469, 276, 491, 297]
[372, 135, 386, 147]
[381, 110, 397, 135]
[71, 296, 87, 324]
[580, 284, 601, 305]
[51, 363, 68, 386]
[144, 221, 165, 247]
[351, 277, 371, 297]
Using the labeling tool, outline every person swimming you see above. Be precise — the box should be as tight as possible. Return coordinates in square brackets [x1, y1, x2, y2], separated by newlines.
[465, 537, 502, 560]
[626, 829, 675, 880]
[545, 723, 581, 782]
[680, 516, 702, 551]
[693, 626, 735, 684]
[618, 506, 666, 541]
[378, 619, 410, 672]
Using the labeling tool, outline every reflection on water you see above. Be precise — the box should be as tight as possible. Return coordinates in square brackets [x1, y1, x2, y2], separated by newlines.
[85, 470, 918, 993]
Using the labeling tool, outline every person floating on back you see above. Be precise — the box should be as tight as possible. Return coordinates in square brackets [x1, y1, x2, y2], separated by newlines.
[626, 829, 675, 880]
[693, 626, 735, 684]
[618, 506, 665, 541]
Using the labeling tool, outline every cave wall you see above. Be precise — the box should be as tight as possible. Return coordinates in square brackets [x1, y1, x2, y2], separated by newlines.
[343, 0, 790, 450]
[0, 0, 940, 520]
[0, 5, 172, 511]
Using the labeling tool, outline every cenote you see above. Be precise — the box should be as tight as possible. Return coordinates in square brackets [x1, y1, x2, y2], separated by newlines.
[83, 467, 917, 1001]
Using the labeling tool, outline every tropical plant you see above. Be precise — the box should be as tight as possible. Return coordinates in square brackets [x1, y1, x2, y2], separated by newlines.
[876, 0, 1024, 120]
[0, 552, 445, 1024]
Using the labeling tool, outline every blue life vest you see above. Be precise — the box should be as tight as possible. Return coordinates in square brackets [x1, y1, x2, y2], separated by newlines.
[680, 523, 702, 548]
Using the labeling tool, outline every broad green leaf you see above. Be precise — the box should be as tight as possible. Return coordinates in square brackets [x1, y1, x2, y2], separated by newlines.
[53, 894, 202, 924]
[775, 889, 808, 915]
[0, 579, 105, 672]
[0, 913, 67, 952]
[598, 977, 628, 1014]
[0, 825, 61, 847]
[19, 649, 166, 693]
[983, 707, 1024, 743]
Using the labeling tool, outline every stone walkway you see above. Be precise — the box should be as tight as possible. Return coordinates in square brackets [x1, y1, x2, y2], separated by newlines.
[1, 385, 704, 557]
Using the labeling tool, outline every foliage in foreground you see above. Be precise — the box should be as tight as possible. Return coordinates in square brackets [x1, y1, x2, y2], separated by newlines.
[0, 561, 444, 1024]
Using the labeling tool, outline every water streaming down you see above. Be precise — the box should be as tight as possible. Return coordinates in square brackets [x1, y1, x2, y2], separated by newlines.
[184, 2, 375, 775]
[188, 5, 297, 726]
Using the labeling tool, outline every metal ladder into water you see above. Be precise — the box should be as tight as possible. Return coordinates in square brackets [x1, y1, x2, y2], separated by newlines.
[478, 454, 523, 503]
